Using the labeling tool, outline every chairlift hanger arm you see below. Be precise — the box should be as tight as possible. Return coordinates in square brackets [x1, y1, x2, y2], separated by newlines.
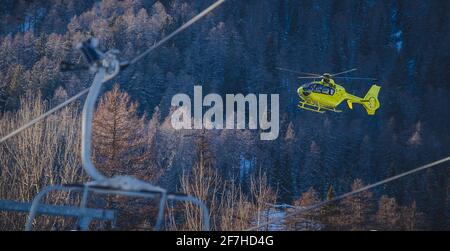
[0, 0, 226, 146]
[0, 0, 226, 232]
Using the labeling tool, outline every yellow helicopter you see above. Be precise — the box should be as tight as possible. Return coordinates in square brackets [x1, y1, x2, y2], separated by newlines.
[277, 67, 381, 115]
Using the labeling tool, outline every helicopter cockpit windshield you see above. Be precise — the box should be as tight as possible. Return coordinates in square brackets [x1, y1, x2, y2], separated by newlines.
[302, 83, 335, 95]
[302, 82, 315, 92]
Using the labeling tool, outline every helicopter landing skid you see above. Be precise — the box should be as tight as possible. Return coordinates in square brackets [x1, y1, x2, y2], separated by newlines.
[321, 106, 342, 113]
[298, 102, 342, 114]
[298, 102, 325, 113]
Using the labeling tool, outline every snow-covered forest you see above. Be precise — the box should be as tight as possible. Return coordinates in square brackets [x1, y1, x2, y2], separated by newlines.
[0, 0, 449, 230]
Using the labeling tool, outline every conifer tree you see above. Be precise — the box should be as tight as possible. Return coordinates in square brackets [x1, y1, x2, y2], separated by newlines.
[2, 64, 26, 110]
[399, 201, 423, 231]
[180, 131, 220, 230]
[340, 179, 373, 230]
[286, 187, 321, 230]
[321, 184, 341, 230]
[375, 195, 400, 230]
[92, 84, 151, 178]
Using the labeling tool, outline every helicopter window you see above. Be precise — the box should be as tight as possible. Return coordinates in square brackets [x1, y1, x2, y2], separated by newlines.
[321, 86, 330, 94]
[313, 85, 322, 93]
[311, 85, 335, 95]
[303, 84, 314, 92]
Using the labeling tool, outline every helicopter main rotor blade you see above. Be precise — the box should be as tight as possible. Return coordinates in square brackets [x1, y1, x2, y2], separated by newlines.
[276, 67, 322, 77]
[298, 76, 322, 79]
[333, 77, 378, 81]
[331, 68, 358, 77]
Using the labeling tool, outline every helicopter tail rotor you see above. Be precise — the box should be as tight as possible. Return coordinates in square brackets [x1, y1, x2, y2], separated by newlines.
[361, 85, 381, 115]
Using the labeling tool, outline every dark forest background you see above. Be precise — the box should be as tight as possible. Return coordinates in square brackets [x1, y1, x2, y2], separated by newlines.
[0, 0, 449, 230]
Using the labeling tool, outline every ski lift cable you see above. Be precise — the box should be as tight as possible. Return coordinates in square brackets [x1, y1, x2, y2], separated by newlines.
[246, 156, 450, 231]
[0, 88, 90, 144]
[0, 0, 226, 146]
[0, 0, 226, 231]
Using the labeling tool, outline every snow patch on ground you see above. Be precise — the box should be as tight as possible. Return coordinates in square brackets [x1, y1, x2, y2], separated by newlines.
[261, 209, 286, 231]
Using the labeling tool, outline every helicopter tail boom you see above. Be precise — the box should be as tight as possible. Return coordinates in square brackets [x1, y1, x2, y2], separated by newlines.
[345, 85, 381, 115]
